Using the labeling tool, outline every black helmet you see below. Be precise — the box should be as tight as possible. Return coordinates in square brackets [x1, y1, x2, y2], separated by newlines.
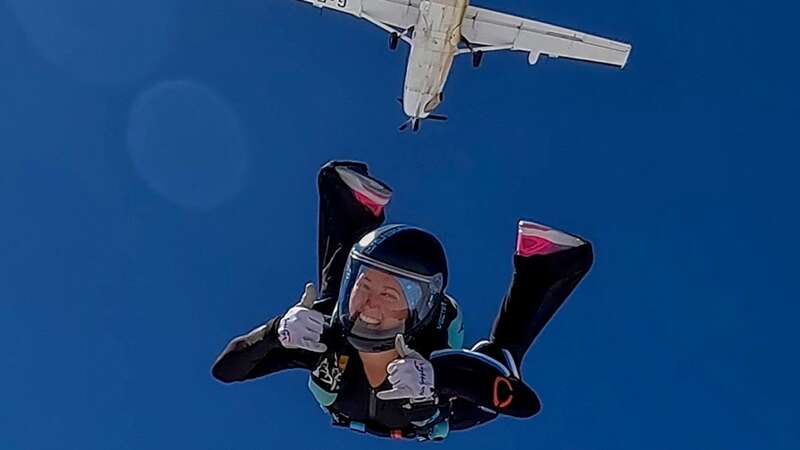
[336, 224, 448, 352]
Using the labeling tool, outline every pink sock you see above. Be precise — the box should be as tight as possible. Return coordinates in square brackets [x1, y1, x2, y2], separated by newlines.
[353, 191, 385, 216]
[516, 233, 562, 256]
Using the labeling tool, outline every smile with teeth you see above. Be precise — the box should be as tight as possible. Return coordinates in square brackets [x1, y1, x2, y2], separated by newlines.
[359, 314, 381, 325]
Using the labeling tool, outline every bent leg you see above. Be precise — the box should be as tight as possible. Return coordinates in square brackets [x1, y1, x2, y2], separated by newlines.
[486, 220, 594, 370]
[316, 161, 392, 313]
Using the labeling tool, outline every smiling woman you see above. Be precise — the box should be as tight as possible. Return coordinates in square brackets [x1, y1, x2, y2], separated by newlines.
[211, 161, 594, 441]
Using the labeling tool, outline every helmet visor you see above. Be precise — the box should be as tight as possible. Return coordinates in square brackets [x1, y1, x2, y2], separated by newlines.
[338, 258, 439, 346]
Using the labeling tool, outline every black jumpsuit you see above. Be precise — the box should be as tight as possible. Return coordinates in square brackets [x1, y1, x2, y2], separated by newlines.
[211, 161, 594, 440]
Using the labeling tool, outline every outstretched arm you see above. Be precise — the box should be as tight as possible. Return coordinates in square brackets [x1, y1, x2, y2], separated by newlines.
[211, 315, 320, 382]
[212, 284, 328, 382]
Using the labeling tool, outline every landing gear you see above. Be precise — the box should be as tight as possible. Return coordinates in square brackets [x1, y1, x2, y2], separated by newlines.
[472, 51, 483, 68]
[461, 37, 483, 68]
[389, 32, 399, 50]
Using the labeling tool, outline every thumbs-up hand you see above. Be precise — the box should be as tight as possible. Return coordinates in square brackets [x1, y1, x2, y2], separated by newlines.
[277, 283, 328, 353]
[377, 335, 435, 401]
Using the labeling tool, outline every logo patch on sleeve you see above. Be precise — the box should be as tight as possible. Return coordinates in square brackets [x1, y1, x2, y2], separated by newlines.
[312, 353, 348, 392]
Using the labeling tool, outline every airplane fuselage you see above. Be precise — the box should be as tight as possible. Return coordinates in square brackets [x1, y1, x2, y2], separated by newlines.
[403, 0, 468, 120]
[299, 0, 631, 129]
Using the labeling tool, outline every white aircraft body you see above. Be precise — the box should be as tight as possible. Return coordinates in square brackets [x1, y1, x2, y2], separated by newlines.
[297, 0, 632, 131]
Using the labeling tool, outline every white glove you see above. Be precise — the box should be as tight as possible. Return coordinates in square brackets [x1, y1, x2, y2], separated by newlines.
[377, 335, 435, 401]
[277, 283, 328, 353]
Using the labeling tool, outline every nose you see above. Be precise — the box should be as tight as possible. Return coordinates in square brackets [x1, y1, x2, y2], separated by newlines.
[403, 91, 422, 118]
[363, 293, 382, 310]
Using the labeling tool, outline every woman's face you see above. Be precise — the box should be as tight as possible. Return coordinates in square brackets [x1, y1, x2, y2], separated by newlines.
[348, 268, 409, 331]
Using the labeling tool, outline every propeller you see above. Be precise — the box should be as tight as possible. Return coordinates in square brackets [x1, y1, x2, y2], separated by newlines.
[398, 119, 414, 131]
[396, 98, 448, 132]
[398, 114, 447, 132]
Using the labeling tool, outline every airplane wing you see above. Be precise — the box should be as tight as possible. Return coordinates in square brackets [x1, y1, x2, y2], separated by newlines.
[298, 0, 420, 36]
[461, 5, 631, 67]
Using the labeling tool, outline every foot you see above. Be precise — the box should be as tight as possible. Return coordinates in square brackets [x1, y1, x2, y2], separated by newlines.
[431, 343, 541, 418]
[470, 340, 520, 380]
[335, 166, 392, 216]
[516, 220, 585, 257]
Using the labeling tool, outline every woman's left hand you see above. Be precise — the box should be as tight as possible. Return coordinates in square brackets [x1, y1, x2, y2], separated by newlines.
[377, 335, 435, 401]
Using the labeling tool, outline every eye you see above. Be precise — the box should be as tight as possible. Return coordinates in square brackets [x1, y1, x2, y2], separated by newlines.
[381, 292, 400, 302]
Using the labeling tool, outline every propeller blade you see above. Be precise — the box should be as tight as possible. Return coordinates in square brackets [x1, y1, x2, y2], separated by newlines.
[399, 120, 410, 131]
[427, 114, 448, 121]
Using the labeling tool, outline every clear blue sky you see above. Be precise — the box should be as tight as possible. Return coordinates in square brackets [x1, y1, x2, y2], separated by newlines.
[1, 0, 798, 449]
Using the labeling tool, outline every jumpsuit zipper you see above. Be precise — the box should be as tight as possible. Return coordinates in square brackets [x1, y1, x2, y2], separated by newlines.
[369, 388, 377, 419]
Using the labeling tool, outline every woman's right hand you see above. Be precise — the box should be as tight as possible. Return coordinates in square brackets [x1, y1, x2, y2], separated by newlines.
[278, 283, 328, 353]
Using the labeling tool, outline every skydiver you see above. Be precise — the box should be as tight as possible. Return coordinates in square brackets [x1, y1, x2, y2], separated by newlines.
[211, 161, 594, 441]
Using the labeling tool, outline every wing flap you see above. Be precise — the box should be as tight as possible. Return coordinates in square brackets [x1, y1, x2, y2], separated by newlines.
[299, 0, 420, 30]
[462, 6, 631, 67]
[362, 0, 420, 29]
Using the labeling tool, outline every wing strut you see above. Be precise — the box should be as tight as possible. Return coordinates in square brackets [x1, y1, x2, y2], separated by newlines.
[455, 44, 513, 56]
[361, 13, 413, 45]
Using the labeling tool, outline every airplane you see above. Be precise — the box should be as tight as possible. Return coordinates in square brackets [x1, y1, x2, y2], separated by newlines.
[295, 0, 632, 131]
